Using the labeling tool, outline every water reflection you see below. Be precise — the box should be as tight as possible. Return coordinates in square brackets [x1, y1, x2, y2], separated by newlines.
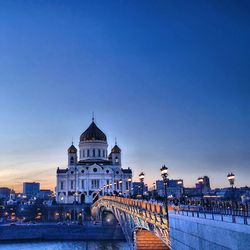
[0, 241, 130, 250]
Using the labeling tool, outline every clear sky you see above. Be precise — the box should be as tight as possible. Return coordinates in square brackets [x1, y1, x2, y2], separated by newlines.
[0, 1, 249, 192]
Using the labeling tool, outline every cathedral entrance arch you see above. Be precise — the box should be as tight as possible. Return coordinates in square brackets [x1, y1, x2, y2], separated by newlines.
[81, 193, 86, 204]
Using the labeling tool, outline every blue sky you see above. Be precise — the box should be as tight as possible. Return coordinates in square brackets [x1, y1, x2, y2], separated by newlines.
[0, 1, 249, 191]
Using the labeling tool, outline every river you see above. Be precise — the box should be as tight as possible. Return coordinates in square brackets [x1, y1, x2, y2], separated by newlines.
[0, 241, 130, 250]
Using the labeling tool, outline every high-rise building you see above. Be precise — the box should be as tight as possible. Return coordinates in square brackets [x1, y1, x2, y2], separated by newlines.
[23, 182, 40, 197]
[155, 179, 184, 198]
[0, 187, 11, 200]
[196, 176, 211, 194]
[202, 176, 211, 194]
[132, 182, 148, 196]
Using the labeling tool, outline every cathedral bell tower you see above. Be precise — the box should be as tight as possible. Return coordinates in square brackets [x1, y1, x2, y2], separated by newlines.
[110, 143, 121, 165]
[68, 144, 77, 165]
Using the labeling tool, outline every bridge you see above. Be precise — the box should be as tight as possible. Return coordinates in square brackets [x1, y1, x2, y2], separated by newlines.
[92, 196, 250, 250]
[92, 196, 170, 250]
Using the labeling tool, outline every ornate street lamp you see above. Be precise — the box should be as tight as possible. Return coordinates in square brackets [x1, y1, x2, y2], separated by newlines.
[227, 173, 235, 188]
[227, 172, 235, 205]
[198, 177, 203, 184]
[177, 179, 183, 185]
[119, 179, 123, 194]
[139, 172, 145, 198]
[128, 177, 132, 197]
[160, 165, 169, 224]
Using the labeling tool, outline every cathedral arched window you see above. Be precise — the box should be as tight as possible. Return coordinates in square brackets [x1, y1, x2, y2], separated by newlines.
[98, 149, 101, 157]
[87, 149, 90, 157]
[103, 150, 105, 157]
[93, 149, 95, 157]
[70, 156, 74, 165]
[83, 150, 85, 157]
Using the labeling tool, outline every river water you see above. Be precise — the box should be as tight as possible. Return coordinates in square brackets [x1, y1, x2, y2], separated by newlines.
[0, 241, 130, 250]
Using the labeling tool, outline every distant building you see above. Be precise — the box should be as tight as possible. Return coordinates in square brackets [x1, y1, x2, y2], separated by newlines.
[0, 187, 11, 200]
[6, 190, 17, 205]
[195, 176, 211, 195]
[23, 182, 40, 197]
[156, 179, 184, 199]
[215, 187, 241, 201]
[184, 187, 201, 197]
[37, 189, 53, 199]
[202, 176, 211, 194]
[132, 182, 147, 196]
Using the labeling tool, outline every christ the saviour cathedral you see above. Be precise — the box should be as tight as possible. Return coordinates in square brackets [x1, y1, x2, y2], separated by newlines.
[56, 119, 133, 204]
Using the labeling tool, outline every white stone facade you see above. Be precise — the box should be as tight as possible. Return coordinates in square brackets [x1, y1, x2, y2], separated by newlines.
[56, 120, 132, 204]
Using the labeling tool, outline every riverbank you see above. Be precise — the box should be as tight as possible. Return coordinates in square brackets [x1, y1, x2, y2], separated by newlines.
[0, 223, 125, 242]
[0, 241, 130, 250]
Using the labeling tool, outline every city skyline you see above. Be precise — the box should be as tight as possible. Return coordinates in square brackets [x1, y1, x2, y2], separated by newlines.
[0, 1, 249, 192]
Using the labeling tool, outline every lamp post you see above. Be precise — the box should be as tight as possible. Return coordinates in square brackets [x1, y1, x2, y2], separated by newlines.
[119, 179, 123, 195]
[227, 172, 235, 205]
[112, 182, 116, 195]
[139, 172, 145, 198]
[227, 172, 235, 188]
[128, 177, 132, 197]
[109, 183, 112, 195]
[153, 182, 156, 200]
[160, 165, 169, 223]
[177, 179, 183, 204]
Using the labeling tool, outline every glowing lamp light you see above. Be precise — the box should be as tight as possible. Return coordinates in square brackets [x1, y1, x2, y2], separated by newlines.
[160, 165, 168, 179]
[128, 177, 132, 182]
[177, 179, 183, 185]
[227, 172, 235, 187]
[198, 177, 203, 183]
[139, 172, 145, 182]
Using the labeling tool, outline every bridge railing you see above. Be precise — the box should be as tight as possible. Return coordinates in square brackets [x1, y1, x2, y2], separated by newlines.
[174, 205, 249, 225]
[97, 196, 170, 216]
[93, 196, 174, 230]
